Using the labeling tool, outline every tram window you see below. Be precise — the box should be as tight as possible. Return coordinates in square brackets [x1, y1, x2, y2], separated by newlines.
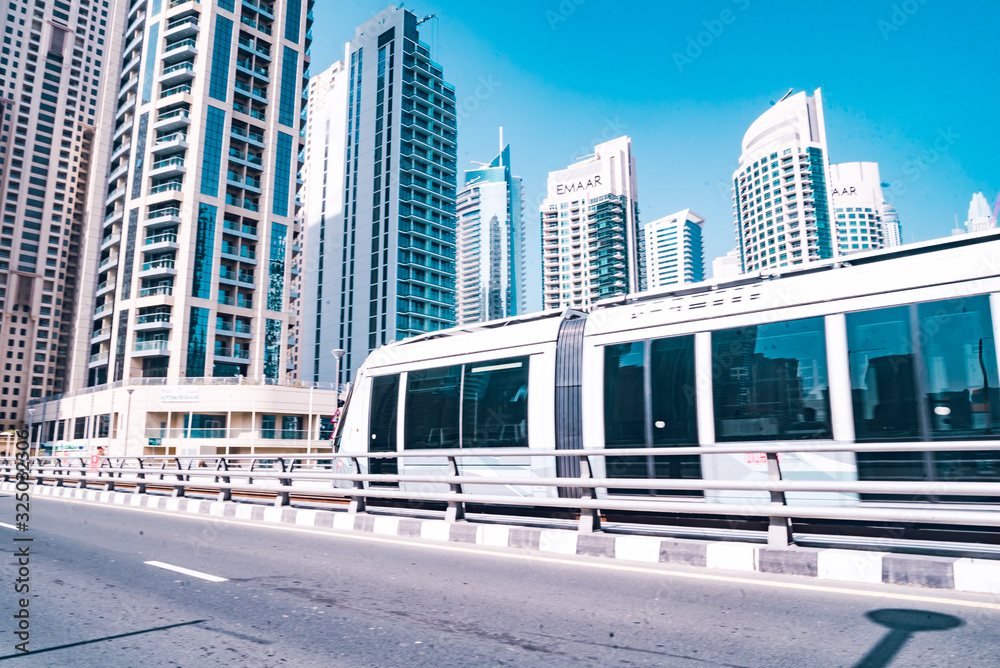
[603, 337, 701, 495]
[848, 296, 1000, 496]
[404, 365, 461, 449]
[462, 357, 529, 448]
[651, 336, 698, 445]
[604, 342, 645, 448]
[712, 317, 831, 441]
[368, 374, 400, 481]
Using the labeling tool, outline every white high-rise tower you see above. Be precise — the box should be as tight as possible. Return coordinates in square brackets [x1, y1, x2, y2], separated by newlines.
[733, 89, 835, 273]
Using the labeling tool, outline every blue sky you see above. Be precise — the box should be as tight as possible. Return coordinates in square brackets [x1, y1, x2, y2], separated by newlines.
[311, 1, 999, 309]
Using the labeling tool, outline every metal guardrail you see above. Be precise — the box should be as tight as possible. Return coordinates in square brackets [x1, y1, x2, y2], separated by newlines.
[6, 440, 1000, 548]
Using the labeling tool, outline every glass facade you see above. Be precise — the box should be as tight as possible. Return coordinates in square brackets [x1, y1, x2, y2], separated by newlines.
[141, 23, 160, 104]
[278, 47, 298, 127]
[192, 204, 216, 298]
[848, 296, 1000, 492]
[217, 0, 235, 11]
[200, 106, 227, 196]
[267, 223, 286, 310]
[186, 307, 209, 377]
[712, 318, 830, 441]
[264, 318, 281, 379]
[208, 16, 233, 102]
[284, 0, 302, 43]
[272, 132, 293, 216]
[604, 337, 701, 494]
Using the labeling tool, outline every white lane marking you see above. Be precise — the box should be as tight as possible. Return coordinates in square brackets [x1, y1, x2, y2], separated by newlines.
[25, 493, 1000, 612]
[0, 522, 18, 530]
[144, 560, 228, 582]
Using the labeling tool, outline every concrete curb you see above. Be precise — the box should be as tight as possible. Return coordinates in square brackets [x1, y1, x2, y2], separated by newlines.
[14, 482, 1000, 594]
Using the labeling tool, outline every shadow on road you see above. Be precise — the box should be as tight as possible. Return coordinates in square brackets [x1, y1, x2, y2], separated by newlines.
[853, 608, 963, 667]
[0, 619, 208, 661]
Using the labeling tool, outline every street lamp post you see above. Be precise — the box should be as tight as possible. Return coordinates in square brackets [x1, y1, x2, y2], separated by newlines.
[26, 408, 35, 459]
[123, 388, 135, 455]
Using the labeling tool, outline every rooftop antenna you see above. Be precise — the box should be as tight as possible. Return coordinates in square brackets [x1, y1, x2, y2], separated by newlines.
[499, 127, 504, 167]
[416, 13, 436, 25]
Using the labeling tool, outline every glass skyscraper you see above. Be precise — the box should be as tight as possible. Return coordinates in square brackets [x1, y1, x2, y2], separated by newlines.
[455, 134, 525, 325]
[71, 0, 312, 388]
[301, 6, 458, 385]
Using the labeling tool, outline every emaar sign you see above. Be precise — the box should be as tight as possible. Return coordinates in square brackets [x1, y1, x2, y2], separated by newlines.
[555, 175, 602, 196]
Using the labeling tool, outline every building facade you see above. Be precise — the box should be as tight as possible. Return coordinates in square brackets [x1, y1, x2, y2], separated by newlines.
[455, 135, 525, 325]
[829, 161, 888, 255]
[881, 202, 902, 247]
[733, 89, 835, 273]
[0, 0, 127, 432]
[301, 6, 458, 385]
[541, 136, 639, 311]
[966, 191, 996, 233]
[640, 209, 705, 290]
[26, 0, 338, 458]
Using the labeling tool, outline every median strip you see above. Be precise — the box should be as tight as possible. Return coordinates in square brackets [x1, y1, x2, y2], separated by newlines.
[144, 561, 228, 583]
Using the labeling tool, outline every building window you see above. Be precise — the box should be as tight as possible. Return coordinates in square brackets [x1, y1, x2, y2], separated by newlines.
[208, 16, 233, 102]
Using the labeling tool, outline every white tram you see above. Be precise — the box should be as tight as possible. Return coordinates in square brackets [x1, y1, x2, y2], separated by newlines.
[335, 232, 1000, 506]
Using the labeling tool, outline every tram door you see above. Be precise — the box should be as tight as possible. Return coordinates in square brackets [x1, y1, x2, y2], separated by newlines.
[367, 374, 399, 487]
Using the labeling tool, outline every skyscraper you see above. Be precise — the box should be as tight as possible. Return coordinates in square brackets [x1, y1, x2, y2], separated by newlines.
[301, 6, 458, 384]
[455, 131, 525, 325]
[541, 136, 639, 311]
[829, 161, 887, 255]
[70, 0, 310, 388]
[733, 89, 835, 273]
[26, 1, 339, 459]
[880, 203, 902, 247]
[640, 209, 705, 290]
[965, 191, 996, 233]
[0, 0, 126, 431]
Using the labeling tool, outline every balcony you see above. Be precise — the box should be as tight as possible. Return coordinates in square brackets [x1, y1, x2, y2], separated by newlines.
[135, 312, 173, 330]
[232, 102, 266, 121]
[90, 327, 112, 343]
[237, 36, 270, 60]
[144, 232, 180, 251]
[163, 38, 198, 63]
[216, 320, 252, 336]
[149, 156, 187, 178]
[93, 301, 115, 318]
[134, 340, 170, 356]
[221, 246, 257, 264]
[218, 295, 254, 309]
[160, 82, 193, 100]
[139, 259, 177, 278]
[139, 285, 174, 298]
[95, 279, 117, 297]
[222, 220, 259, 239]
[243, 0, 275, 19]
[225, 194, 259, 212]
[150, 180, 183, 195]
[146, 206, 181, 227]
[235, 58, 270, 82]
[151, 132, 189, 155]
[88, 352, 110, 367]
[239, 15, 272, 36]
[228, 147, 263, 168]
[153, 108, 191, 133]
[219, 268, 256, 288]
[234, 79, 268, 103]
[230, 125, 266, 146]
[213, 347, 251, 362]
[98, 255, 119, 272]
[159, 61, 195, 86]
[164, 14, 199, 39]
[100, 233, 122, 252]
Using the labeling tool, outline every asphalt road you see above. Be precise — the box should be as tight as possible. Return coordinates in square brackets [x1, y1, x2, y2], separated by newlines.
[1, 493, 999, 667]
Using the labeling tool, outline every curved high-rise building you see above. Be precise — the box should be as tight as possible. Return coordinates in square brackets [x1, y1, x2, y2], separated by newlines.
[455, 134, 525, 325]
[732, 89, 835, 273]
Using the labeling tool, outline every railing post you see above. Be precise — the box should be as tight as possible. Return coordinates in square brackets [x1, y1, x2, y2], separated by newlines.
[275, 457, 291, 507]
[101, 458, 115, 491]
[577, 455, 600, 533]
[347, 456, 366, 515]
[766, 451, 791, 547]
[53, 457, 63, 487]
[216, 458, 231, 502]
[444, 455, 465, 523]
[135, 458, 147, 494]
